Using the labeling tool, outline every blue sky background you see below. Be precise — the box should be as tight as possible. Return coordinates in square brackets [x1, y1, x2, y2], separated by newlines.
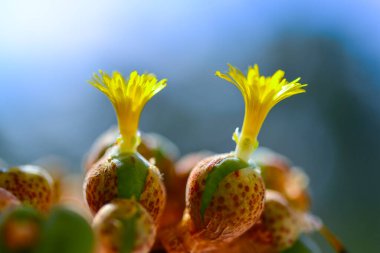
[1, 1, 379, 252]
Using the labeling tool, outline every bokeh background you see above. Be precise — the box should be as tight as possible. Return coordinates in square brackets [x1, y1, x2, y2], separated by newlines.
[0, 0, 379, 252]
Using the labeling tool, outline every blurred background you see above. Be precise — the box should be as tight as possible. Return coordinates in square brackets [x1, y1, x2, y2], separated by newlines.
[0, 0, 379, 252]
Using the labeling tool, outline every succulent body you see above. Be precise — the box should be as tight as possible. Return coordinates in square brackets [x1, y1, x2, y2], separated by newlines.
[253, 149, 311, 212]
[254, 149, 347, 253]
[282, 168, 311, 212]
[84, 70, 167, 225]
[84, 128, 177, 197]
[84, 149, 165, 223]
[253, 148, 292, 191]
[93, 199, 156, 253]
[84, 129, 179, 228]
[34, 156, 69, 204]
[186, 153, 265, 241]
[0, 165, 54, 212]
[248, 190, 300, 252]
[214, 190, 300, 253]
[174, 64, 306, 251]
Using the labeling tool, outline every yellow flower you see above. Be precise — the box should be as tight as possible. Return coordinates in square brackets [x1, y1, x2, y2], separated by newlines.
[89, 70, 167, 153]
[216, 64, 307, 162]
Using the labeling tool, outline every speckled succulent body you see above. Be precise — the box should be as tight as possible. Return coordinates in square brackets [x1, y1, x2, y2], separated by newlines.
[186, 153, 265, 242]
[139, 165, 166, 223]
[0, 166, 54, 212]
[182, 64, 306, 245]
[85, 70, 168, 230]
[93, 199, 156, 253]
[260, 165, 289, 193]
[84, 129, 177, 228]
[253, 148, 311, 212]
[84, 152, 166, 223]
[247, 190, 300, 252]
[283, 168, 311, 212]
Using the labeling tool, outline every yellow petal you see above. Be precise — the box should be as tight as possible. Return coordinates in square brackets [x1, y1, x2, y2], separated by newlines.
[89, 70, 167, 153]
[216, 64, 307, 161]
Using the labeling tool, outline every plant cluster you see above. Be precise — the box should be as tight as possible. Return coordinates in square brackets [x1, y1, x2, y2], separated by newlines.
[0, 65, 347, 253]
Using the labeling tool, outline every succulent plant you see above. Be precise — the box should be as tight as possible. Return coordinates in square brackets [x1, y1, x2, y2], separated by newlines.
[34, 156, 70, 205]
[93, 199, 156, 253]
[186, 153, 265, 242]
[83, 70, 167, 224]
[247, 190, 301, 252]
[253, 149, 348, 252]
[252, 149, 311, 212]
[178, 64, 307, 251]
[282, 168, 311, 212]
[84, 127, 181, 230]
[210, 189, 346, 253]
[0, 165, 54, 213]
[251, 148, 292, 191]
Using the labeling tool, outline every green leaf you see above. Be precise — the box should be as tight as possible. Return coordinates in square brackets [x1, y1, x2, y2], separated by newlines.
[115, 152, 149, 200]
[200, 157, 250, 219]
[35, 207, 94, 253]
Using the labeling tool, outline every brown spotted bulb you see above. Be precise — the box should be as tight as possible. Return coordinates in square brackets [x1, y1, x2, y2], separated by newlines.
[93, 199, 156, 253]
[0, 165, 54, 212]
[84, 149, 166, 224]
[0, 188, 20, 212]
[186, 153, 265, 243]
[247, 190, 300, 252]
[252, 148, 292, 191]
[84, 128, 178, 192]
[34, 156, 69, 204]
[283, 168, 311, 212]
[253, 148, 311, 212]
